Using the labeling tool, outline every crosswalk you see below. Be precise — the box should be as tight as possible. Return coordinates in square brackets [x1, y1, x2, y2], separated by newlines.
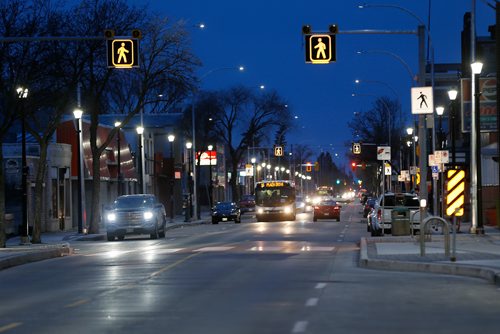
[86, 243, 336, 257]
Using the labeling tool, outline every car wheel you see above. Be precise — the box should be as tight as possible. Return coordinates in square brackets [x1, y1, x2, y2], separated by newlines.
[337, 218, 340, 222]
[117, 235, 125, 241]
[159, 218, 166, 238]
[106, 233, 115, 241]
[235, 217, 241, 223]
[313, 216, 317, 222]
[150, 224, 159, 239]
[212, 217, 218, 224]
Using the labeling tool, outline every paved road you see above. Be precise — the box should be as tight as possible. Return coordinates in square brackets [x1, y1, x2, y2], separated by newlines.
[1, 204, 500, 333]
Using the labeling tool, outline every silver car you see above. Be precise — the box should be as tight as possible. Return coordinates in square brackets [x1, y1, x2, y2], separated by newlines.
[104, 194, 167, 241]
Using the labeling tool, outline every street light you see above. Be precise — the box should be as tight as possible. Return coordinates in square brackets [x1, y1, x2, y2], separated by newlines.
[17, 87, 29, 244]
[471, 61, 484, 234]
[435, 106, 445, 150]
[186, 141, 193, 220]
[73, 108, 86, 234]
[251, 157, 256, 193]
[447, 89, 458, 165]
[191, 66, 244, 219]
[114, 121, 122, 196]
[207, 144, 214, 207]
[168, 134, 175, 220]
[136, 126, 144, 194]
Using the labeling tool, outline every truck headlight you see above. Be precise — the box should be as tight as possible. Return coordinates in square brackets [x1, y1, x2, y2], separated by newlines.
[107, 213, 116, 221]
[143, 211, 154, 220]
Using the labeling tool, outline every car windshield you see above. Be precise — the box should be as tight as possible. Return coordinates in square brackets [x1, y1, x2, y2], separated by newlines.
[382, 195, 419, 207]
[215, 203, 234, 209]
[114, 196, 155, 209]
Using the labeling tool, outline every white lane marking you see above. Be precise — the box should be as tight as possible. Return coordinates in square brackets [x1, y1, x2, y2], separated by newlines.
[292, 321, 308, 333]
[301, 246, 335, 252]
[193, 246, 234, 252]
[305, 298, 319, 307]
[249, 246, 283, 252]
[315, 283, 327, 289]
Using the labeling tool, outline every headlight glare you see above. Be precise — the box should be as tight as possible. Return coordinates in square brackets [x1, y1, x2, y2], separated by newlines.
[107, 213, 116, 221]
[144, 211, 154, 220]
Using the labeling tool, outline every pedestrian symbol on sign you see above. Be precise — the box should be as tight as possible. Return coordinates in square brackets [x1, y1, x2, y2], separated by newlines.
[305, 34, 335, 64]
[107, 39, 139, 69]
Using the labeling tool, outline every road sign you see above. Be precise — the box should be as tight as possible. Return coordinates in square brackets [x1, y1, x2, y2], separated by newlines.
[434, 150, 449, 164]
[384, 162, 391, 176]
[274, 146, 284, 157]
[411, 86, 434, 114]
[446, 169, 465, 217]
[352, 142, 361, 154]
[107, 39, 139, 68]
[245, 164, 254, 176]
[305, 34, 335, 64]
[377, 146, 391, 161]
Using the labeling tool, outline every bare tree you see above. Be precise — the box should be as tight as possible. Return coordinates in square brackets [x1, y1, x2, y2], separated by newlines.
[61, 0, 198, 233]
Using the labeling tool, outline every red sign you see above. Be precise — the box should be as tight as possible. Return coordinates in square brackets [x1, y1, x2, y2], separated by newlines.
[196, 150, 217, 166]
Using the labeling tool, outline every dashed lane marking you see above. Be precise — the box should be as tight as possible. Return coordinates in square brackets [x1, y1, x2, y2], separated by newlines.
[65, 299, 90, 308]
[315, 283, 327, 289]
[292, 321, 308, 333]
[0, 323, 22, 333]
[193, 246, 235, 252]
[305, 298, 319, 307]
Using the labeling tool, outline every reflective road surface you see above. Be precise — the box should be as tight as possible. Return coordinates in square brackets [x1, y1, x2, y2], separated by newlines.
[1, 203, 500, 333]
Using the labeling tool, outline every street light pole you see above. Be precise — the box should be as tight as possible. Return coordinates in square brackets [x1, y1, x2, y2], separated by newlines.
[168, 134, 175, 220]
[114, 121, 122, 197]
[207, 144, 213, 207]
[136, 126, 144, 194]
[17, 87, 29, 244]
[186, 142, 193, 221]
[471, 61, 484, 234]
[73, 108, 85, 234]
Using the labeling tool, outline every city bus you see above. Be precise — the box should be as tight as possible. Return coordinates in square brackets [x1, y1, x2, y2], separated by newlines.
[254, 180, 296, 221]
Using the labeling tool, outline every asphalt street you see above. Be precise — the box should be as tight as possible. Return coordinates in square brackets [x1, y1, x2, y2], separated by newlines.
[1, 204, 500, 333]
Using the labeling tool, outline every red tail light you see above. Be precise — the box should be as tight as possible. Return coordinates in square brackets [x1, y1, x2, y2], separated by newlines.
[314, 206, 320, 210]
[377, 209, 382, 220]
[334, 206, 339, 210]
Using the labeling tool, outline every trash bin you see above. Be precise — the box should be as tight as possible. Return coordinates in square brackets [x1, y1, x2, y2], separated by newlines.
[391, 207, 411, 236]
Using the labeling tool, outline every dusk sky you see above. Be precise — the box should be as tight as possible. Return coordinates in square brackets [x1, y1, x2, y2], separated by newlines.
[147, 0, 496, 167]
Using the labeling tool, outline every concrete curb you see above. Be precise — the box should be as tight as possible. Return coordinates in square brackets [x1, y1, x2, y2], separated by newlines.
[359, 237, 500, 286]
[0, 245, 73, 271]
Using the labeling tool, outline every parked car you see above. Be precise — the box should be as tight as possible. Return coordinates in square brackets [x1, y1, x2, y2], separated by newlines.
[238, 195, 255, 213]
[367, 192, 420, 236]
[363, 197, 376, 218]
[313, 199, 341, 222]
[104, 194, 167, 241]
[212, 202, 241, 224]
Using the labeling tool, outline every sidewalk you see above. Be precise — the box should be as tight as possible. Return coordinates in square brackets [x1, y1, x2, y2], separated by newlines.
[0, 211, 211, 271]
[359, 224, 500, 286]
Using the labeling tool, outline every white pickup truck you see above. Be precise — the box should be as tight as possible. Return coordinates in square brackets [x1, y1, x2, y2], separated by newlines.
[368, 192, 420, 236]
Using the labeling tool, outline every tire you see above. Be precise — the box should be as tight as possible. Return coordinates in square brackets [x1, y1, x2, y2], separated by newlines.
[337, 218, 340, 222]
[212, 218, 218, 224]
[235, 217, 241, 224]
[117, 235, 125, 241]
[313, 216, 317, 222]
[106, 233, 115, 241]
[150, 224, 159, 239]
[159, 219, 166, 238]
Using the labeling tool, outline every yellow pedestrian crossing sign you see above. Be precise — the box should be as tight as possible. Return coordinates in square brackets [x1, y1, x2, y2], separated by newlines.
[305, 34, 336, 64]
[107, 39, 139, 68]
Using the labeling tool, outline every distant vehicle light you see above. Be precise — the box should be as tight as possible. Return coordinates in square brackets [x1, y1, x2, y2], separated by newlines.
[107, 213, 116, 221]
[143, 211, 154, 220]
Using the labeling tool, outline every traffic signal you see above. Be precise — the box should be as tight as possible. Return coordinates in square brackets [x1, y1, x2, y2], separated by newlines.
[351, 161, 357, 171]
[336, 179, 340, 185]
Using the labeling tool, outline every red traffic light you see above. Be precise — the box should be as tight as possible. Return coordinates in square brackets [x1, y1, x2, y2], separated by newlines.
[351, 162, 357, 170]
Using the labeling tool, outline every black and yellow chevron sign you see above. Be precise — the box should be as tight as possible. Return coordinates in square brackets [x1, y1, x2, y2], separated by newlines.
[446, 169, 465, 217]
